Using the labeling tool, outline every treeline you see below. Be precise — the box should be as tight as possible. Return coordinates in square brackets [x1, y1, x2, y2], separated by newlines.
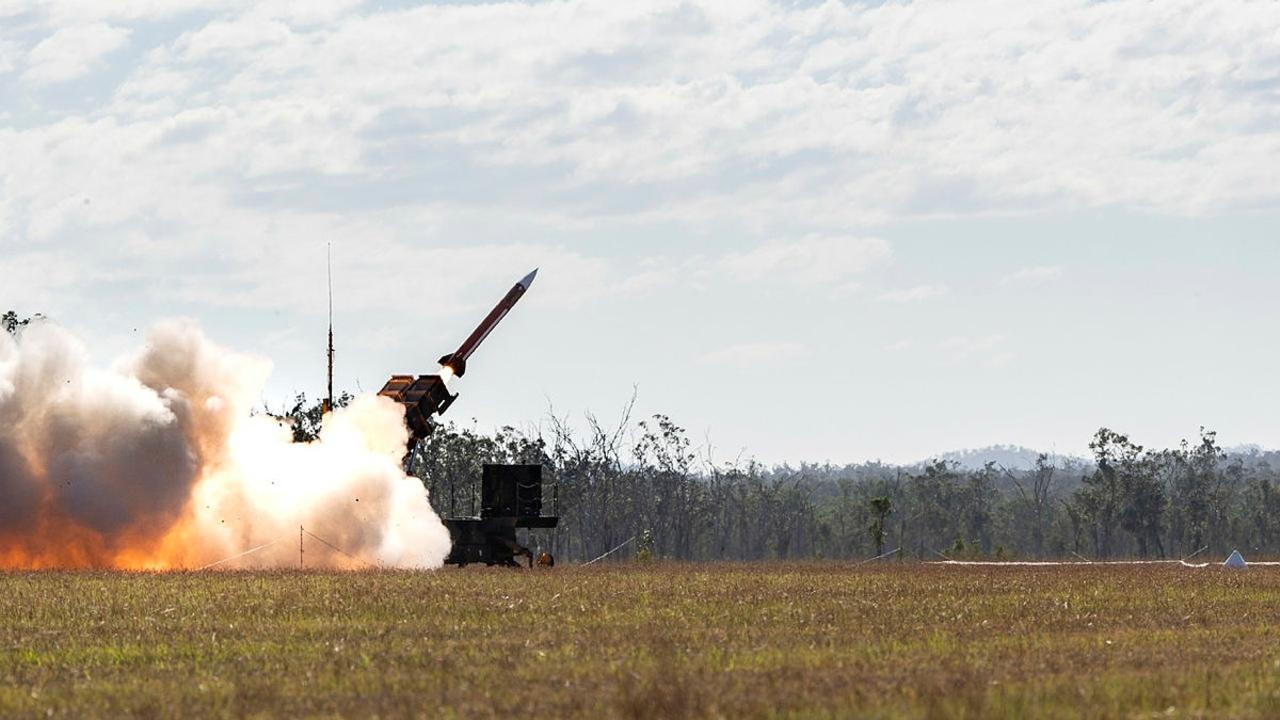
[406, 406, 1280, 563]
[7, 307, 1269, 563]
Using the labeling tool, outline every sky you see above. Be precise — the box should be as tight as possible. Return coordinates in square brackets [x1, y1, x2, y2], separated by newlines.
[1, 0, 1279, 465]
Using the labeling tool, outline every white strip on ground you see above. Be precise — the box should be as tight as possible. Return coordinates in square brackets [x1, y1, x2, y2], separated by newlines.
[932, 560, 1280, 567]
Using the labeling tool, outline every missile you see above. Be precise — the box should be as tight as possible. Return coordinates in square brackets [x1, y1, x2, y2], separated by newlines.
[437, 268, 537, 378]
[380, 269, 538, 443]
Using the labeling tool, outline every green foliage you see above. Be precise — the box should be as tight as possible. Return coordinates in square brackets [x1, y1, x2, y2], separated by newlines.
[2, 310, 39, 336]
[868, 495, 892, 556]
[278, 391, 354, 443]
[412, 412, 1273, 562]
[406, 420, 547, 519]
[635, 529, 655, 562]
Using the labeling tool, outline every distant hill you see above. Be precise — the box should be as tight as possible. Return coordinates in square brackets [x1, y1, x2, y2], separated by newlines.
[1223, 445, 1280, 465]
[1225, 444, 1270, 456]
[925, 445, 1083, 471]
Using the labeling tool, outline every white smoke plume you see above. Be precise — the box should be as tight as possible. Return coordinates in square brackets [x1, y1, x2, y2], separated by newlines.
[0, 319, 451, 569]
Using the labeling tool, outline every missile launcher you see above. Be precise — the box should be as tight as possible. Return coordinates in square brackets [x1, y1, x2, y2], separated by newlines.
[377, 269, 536, 443]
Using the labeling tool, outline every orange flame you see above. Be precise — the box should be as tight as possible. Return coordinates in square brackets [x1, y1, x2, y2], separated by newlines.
[0, 320, 451, 570]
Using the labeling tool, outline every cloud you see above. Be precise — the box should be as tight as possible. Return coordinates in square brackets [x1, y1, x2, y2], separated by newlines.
[940, 335, 1014, 368]
[1001, 266, 1062, 285]
[3, 0, 1273, 258]
[4, 0, 240, 25]
[0, 40, 18, 75]
[23, 23, 130, 84]
[878, 285, 949, 304]
[719, 237, 891, 286]
[0, 250, 96, 308]
[176, 17, 294, 60]
[0, 0, 1277, 352]
[698, 342, 807, 370]
[164, 233, 616, 319]
[13, 0, 362, 25]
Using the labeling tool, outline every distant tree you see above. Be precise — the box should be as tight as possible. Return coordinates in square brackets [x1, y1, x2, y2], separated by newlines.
[636, 529, 655, 562]
[1218, 456, 1247, 552]
[868, 496, 892, 557]
[1119, 453, 1166, 558]
[908, 460, 961, 558]
[249, 386, 1280, 563]
[409, 419, 506, 518]
[1150, 447, 1190, 555]
[2, 311, 38, 336]
[280, 391, 354, 443]
[1066, 428, 1168, 558]
[1061, 497, 1086, 557]
[1244, 462, 1280, 552]
[1006, 454, 1059, 557]
[964, 462, 999, 553]
[633, 414, 702, 559]
[1165, 428, 1227, 554]
[1073, 428, 1137, 558]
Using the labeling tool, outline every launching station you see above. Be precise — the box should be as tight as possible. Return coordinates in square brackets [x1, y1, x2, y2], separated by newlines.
[443, 464, 558, 567]
[376, 270, 558, 566]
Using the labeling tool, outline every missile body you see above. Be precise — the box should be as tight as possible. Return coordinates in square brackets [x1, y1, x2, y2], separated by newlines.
[379, 269, 538, 442]
[438, 268, 537, 378]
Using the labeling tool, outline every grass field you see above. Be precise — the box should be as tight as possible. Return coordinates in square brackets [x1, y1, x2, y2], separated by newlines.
[3, 563, 1280, 718]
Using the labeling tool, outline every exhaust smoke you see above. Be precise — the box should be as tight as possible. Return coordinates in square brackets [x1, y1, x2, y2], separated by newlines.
[0, 319, 451, 570]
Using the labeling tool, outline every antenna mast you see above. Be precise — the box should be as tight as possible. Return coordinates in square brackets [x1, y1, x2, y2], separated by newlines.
[325, 242, 334, 414]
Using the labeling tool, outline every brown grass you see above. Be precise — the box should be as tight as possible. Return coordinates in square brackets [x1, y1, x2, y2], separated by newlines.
[2, 563, 1280, 718]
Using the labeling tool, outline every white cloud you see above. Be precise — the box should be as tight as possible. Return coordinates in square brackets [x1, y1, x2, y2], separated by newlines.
[698, 341, 807, 369]
[176, 18, 294, 60]
[826, 280, 864, 300]
[1, 0, 1277, 257]
[0, 0, 1274, 464]
[879, 285, 949, 304]
[256, 0, 365, 25]
[157, 227, 616, 320]
[719, 237, 891, 286]
[0, 40, 19, 75]
[940, 335, 1014, 368]
[23, 23, 130, 83]
[0, 0, 1277, 356]
[4, 0, 236, 24]
[1001, 266, 1062, 285]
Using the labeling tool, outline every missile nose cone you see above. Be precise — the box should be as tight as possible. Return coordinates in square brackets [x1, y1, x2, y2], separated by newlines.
[518, 268, 538, 290]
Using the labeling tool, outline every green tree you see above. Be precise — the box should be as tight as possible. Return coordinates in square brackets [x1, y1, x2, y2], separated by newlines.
[1074, 428, 1138, 558]
[1119, 454, 1166, 558]
[964, 463, 999, 553]
[1166, 429, 1225, 554]
[2, 311, 38, 336]
[280, 391, 354, 443]
[868, 496, 892, 557]
[1244, 462, 1280, 552]
[1006, 454, 1059, 558]
[907, 460, 961, 558]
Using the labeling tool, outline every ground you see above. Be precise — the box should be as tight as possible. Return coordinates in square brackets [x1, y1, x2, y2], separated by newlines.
[2, 563, 1279, 718]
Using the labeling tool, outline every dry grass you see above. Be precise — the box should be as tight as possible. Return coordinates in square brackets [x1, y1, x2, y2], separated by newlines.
[3, 563, 1280, 718]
